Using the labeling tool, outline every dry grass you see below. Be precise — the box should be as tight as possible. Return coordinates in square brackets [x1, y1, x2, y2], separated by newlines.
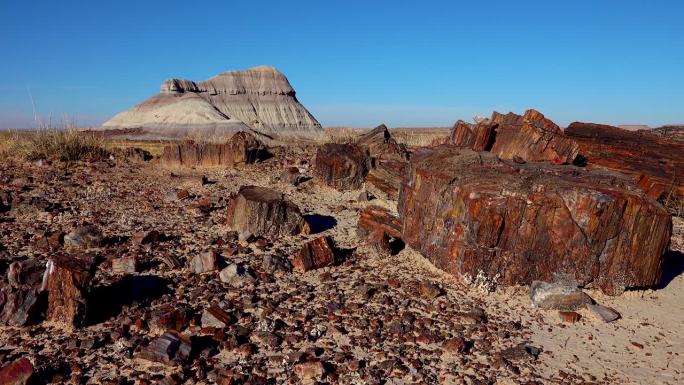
[390, 127, 450, 147]
[0, 129, 109, 162]
[107, 140, 167, 158]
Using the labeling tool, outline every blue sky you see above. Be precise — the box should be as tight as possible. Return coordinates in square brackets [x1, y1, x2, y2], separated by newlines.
[1, 0, 682, 128]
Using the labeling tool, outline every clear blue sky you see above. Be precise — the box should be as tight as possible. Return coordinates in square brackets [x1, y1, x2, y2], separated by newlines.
[1, 0, 682, 128]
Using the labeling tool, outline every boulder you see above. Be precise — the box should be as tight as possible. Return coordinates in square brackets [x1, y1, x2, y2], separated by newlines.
[219, 264, 255, 286]
[292, 237, 336, 272]
[0, 357, 33, 385]
[357, 205, 404, 254]
[225, 186, 309, 237]
[357, 124, 409, 159]
[565, 122, 684, 200]
[314, 143, 370, 191]
[42, 255, 94, 328]
[398, 146, 671, 295]
[161, 131, 268, 167]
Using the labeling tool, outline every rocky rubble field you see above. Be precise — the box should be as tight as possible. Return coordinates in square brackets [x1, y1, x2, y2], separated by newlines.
[0, 110, 683, 385]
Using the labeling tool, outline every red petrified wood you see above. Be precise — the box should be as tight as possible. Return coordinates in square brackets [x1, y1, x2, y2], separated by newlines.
[42, 254, 94, 329]
[292, 236, 336, 272]
[398, 146, 671, 295]
[161, 131, 267, 167]
[314, 143, 370, 191]
[565, 122, 684, 200]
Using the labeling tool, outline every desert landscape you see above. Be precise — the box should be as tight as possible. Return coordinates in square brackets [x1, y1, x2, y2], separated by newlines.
[0, 64, 683, 385]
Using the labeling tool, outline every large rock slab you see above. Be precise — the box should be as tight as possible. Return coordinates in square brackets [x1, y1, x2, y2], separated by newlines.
[314, 144, 370, 191]
[42, 255, 94, 329]
[398, 146, 671, 295]
[565, 122, 684, 200]
[226, 186, 309, 237]
[161, 132, 267, 167]
[101, 66, 322, 139]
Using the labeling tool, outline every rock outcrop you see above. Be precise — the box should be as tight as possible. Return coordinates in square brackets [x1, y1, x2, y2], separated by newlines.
[226, 186, 309, 237]
[102, 66, 322, 139]
[565, 122, 684, 200]
[161, 132, 268, 167]
[398, 146, 671, 295]
[314, 144, 370, 191]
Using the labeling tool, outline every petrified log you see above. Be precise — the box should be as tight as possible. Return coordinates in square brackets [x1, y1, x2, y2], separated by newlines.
[226, 186, 309, 237]
[292, 236, 336, 272]
[398, 146, 671, 295]
[565, 122, 684, 200]
[161, 131, 267, 167]
[357, 205, 402, 240]
[357, 124, 409, 159]
[357, 124, 410, 200]
[314, 143, 370, 190]
[449, 120, 497, 151]
[42, 255, 94, 328]
[481, 110, 577, 164]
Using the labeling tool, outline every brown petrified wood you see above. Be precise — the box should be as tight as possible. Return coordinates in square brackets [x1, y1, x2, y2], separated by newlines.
[292, 236, 336, 272]
[226, 186, 309, 237]
[449, 120, 497, 151]
[489, 109, 579, 164]
[398, 146, 671, 295]
[357, 205, 404, 254]
[314, 143, 370, 190]
[357, 124, 410, 200]
[161, 131, 267, 167]
[42, 254, 94, 329]
[565, 122, 684, 200]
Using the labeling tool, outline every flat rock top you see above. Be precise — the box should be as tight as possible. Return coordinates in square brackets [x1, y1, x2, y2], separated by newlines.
[411, 146, 656, 201]
[237, 185, 285, 203]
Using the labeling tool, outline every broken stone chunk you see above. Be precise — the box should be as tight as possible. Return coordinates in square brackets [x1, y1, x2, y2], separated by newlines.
[530, 280, 593, 311]
[586, 303, 621, 323]
[139, 330, 192, 365]
[63, 225, 103, 249]
[292, 237, 336, 273]
[219, 264, 255, 286]
[314, 143, 370, 191]
[201, 301, 233, 328]
[42, 255, 94, 329]
[294, 358, 326, 384]
[0, 287, 44, 326]
[226, 185, 310, 237]
[7, 259, 44, 288]
[150, 305, 189, 332]
[190, 250, 219, 274]
[132, 230, 161, 245]
[558, 311, 582, 323]
[0, 357, 33, 385]
[111, 256, 138, 275]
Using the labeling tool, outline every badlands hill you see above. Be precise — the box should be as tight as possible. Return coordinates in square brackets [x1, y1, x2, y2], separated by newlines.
[101, 66, 322, 139]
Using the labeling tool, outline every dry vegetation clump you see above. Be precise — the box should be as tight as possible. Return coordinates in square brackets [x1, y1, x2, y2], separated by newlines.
[0, 129, 109, 162]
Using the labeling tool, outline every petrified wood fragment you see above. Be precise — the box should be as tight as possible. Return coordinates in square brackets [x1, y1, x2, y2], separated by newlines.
[292, 236, 336, 272]
[399, 146, 671, 295]
[565, 122, 684, 200]
[226, 186, 309, 237]
[161, 131, 267, 167]
[357, 124, 410, 200]
[0, 357, 33, 385]
[42, 255, 94, 328]
[314, 143, 370, 190]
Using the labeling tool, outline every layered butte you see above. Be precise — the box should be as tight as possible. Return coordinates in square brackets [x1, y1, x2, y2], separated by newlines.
[101, 66, 322, 138]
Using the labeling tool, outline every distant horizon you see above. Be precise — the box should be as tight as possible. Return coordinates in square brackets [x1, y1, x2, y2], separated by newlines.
[2, 1, 683, 129]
